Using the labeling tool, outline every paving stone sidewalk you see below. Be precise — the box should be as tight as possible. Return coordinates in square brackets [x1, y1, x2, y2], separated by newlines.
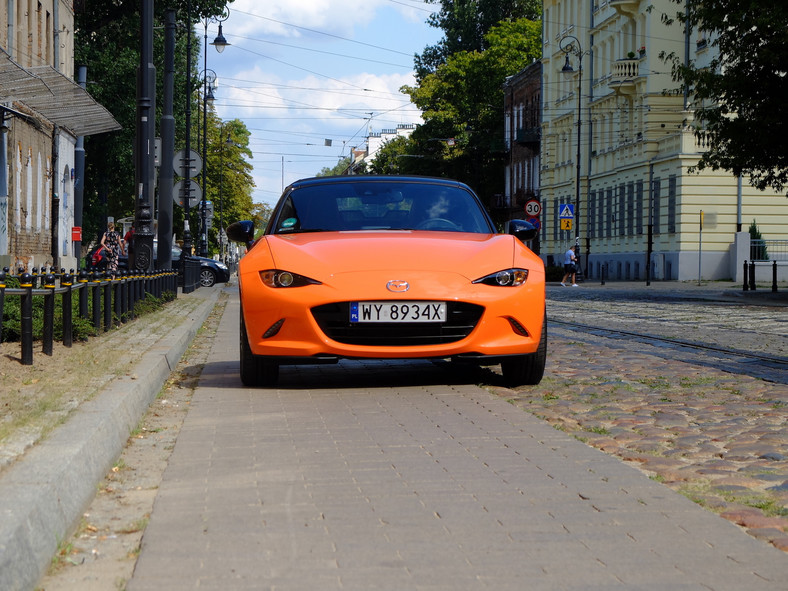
[493, 284, 788, 553]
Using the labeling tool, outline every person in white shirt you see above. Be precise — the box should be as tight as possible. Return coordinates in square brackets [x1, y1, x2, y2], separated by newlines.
[561, 245, 578, 287]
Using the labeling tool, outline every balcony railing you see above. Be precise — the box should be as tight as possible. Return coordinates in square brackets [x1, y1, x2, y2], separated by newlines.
[610, 58, 640, 80]
[608, 58, 640, 94]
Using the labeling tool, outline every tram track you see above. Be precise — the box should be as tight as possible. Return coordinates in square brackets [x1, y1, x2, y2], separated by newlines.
[549, 317, 788, 385]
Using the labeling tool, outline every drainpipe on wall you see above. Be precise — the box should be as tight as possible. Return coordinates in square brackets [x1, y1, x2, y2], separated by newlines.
[53, 1, 60, 71]
[6, 0, 13, 58]
[736, 175, 743, 232]
[0, 114, 8, 258]
[73, 66, 86, 265]
[51, 126, 59, 266]
[585, 33, 594, 279]
[683, 0, 690, 111]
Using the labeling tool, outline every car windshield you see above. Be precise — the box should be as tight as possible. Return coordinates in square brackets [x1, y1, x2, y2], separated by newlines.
[271, 181, 493, 234]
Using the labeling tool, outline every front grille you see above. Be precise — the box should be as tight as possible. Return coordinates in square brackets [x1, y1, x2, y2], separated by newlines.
[311, 302, 484, 346]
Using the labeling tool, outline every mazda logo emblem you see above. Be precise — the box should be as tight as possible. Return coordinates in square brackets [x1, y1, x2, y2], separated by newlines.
[386, 280, 410, 292]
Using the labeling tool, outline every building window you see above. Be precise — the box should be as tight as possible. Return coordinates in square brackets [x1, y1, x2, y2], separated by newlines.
[653, 179, 661, 235]
[618, 183, 626, 236]
[589, 190, 596, 238]
[636, 180, 644, 235]
[605, 187, 613, 238]
[627, 182, 635, 236]
[668, 175, 677, 234]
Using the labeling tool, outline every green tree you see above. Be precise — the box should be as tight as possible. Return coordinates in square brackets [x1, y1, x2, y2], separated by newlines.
[416, 0, 540, 80]
[74, 1, 239, 254]
[316, 157, 353, 177]
[748, 220, 768, 260]
[661, 0, 788, 194]
[368, 136, 414, 174]
[403, 18, 542, 202]
[205, 117, 256, 253]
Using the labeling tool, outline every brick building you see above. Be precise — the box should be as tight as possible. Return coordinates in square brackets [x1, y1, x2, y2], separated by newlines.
[0, 0, 119, 272]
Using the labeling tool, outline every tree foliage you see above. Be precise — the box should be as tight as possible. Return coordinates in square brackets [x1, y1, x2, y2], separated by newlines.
[367, 137, 413, 174]
[661, 0, 788, 194]
[316, 157, 353, 177]
[398, 18, 541, 202]
[74, 0, 255, 257]
[416, 0, 540, 80]
[206, 117, 256, 250]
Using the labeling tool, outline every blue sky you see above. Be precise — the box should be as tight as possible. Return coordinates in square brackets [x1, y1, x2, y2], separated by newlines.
[201, 0, 443, 207]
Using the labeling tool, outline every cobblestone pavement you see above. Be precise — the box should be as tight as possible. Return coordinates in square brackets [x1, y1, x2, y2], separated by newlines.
[488, 284, 788, 553]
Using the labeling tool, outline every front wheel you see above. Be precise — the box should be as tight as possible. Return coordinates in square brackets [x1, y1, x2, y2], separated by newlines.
[500, 315, 547, 387]
[200, 268, 217, 287]
[240, 311, 279, 387]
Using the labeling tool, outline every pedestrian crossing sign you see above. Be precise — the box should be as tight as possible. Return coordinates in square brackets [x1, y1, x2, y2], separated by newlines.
[559, 204, 574, 219]
[561, 219, 573, 231]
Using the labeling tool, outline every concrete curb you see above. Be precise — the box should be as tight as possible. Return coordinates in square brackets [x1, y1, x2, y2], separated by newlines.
[0, 287, 220, 591]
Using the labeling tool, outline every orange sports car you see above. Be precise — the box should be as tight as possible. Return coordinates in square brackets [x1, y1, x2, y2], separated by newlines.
[227, 176, 546, 387]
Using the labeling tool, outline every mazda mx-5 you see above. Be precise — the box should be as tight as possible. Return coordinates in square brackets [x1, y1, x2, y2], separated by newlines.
[227, 175, 546, 387]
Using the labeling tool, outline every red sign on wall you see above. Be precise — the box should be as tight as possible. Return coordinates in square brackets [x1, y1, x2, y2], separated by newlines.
[71, 226, 82, 242]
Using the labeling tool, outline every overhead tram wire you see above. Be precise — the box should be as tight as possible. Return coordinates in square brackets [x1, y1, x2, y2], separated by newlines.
[231, 10, 417, 58]
[229, 44, 396, 95]
[214, 76, 409, 100]
[219, 34, 413, 70]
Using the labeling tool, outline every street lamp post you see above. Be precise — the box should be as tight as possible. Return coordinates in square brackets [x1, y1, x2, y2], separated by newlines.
[560, 35, 588, 280]
[218, 127, 228, 263]
[199, 9, 230, 257]
[200, 67, 216, 257]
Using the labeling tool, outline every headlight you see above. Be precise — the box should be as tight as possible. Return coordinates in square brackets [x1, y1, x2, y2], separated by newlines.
[260, 269, 321, 288]
[473, 269, 528, 287]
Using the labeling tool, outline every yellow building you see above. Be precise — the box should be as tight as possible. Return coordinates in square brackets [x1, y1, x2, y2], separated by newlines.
[538, 0, 788, 281]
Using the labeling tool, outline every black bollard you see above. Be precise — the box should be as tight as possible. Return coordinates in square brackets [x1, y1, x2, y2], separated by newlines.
[62, 270, 74, 347]
[42, 270, 56, 356]
[20, 271, 33, 365]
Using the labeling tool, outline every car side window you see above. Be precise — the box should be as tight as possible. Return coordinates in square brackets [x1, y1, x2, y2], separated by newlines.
[274, 196, 299, 233]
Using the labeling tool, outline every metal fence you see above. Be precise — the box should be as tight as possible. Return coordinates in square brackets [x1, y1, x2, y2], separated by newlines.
[750, 239, 788, 261]
[0, 267, 179, 365]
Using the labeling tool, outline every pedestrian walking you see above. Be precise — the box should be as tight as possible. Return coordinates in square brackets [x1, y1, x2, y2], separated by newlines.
[561, 245, 578, 287]
[124, 224, 135, 257]
[100, 221, 125, 278]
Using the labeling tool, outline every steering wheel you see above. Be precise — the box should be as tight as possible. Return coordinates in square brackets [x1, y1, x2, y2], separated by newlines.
[415, 217, 461, 231]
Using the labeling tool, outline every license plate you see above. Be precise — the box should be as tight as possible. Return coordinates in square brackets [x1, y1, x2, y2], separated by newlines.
[350, 301, 447, 323]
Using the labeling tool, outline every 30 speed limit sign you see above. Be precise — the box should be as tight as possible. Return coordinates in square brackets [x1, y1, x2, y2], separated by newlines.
[525, 199, 542, 217]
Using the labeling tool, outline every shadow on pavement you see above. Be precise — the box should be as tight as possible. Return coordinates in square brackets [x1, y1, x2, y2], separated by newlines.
[195, 358, 498, 391]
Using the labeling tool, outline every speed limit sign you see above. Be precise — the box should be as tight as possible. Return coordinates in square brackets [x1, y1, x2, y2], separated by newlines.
[525, 199, 542, 217]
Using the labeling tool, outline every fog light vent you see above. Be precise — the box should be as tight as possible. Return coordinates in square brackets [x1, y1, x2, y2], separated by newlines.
[263, 319, 285, 338]
[506, 317, 530, 337]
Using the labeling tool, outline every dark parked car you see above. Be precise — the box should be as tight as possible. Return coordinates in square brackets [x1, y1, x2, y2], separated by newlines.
[86, 242, 230, 287]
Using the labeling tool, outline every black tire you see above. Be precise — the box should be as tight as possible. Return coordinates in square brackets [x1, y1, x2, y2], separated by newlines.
[500, 315, 547, 387]
[200, 268, 217, 287]
[240, 310, 279, 387]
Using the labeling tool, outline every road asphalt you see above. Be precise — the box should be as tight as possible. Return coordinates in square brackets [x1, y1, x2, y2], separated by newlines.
[1, 280, 786, 591]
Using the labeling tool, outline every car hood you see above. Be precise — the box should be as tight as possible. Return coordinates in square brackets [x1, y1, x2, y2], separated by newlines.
[256, 231, 523, 281]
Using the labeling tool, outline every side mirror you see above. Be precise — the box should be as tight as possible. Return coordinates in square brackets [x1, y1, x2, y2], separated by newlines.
[226, 220, 256, 248]
[508, 219, 538, 243]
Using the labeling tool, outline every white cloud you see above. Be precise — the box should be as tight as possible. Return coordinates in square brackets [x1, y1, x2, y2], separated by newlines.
[201, 0, 440, 206]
